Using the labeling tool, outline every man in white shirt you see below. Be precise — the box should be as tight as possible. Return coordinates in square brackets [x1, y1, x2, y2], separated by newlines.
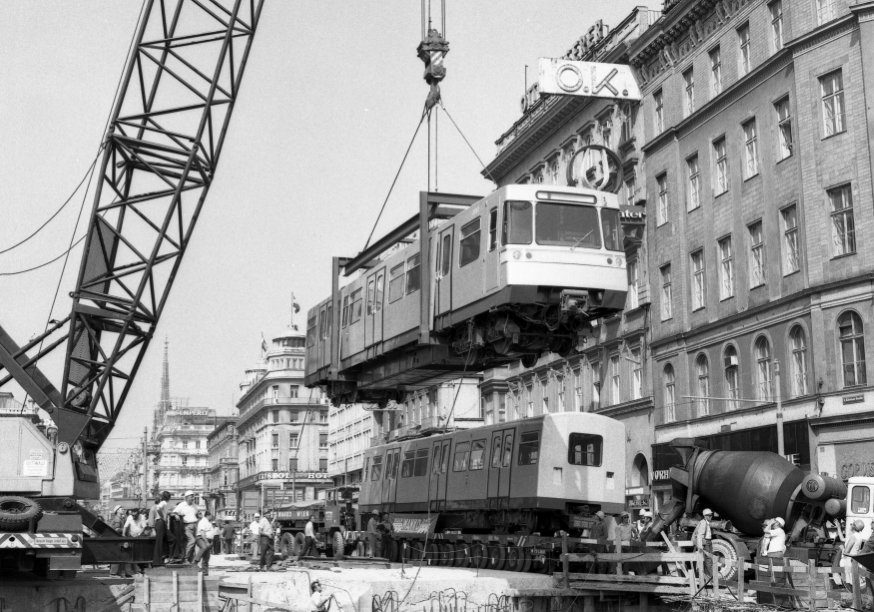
[258, 510, 275, 570]
[297, 514, 318, 561]
[310, 580, 335, 612]
[193, 511, 214, 575]
[249, 513, 261, 559]
[692, 508, 714, 578]
[765, 517, 787, 558]
[173, 491, 199, 563]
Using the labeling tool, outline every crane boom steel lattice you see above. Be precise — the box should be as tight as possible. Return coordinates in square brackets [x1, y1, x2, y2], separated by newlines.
[0, 0, 264, 577]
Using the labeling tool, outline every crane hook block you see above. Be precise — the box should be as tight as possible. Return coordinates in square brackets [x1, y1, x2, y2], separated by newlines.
[417, 29, 449, 85]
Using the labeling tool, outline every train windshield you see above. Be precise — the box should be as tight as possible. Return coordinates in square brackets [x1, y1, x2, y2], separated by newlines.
[601, 208, 622, 251]
[503, 201, 533, 244]
[535, 203, 601, 248]
[568, 433, 603, 466]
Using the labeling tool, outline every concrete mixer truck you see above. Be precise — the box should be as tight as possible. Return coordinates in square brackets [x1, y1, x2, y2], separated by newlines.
[642, 438, 874, 580]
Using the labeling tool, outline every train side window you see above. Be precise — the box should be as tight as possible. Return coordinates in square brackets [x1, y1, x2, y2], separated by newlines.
[319, 307, 327, 339]
[306, 315, 317, 347]
[518, 432, 540, 465]
[371, 455, 383, 480]
[470, 439, 487, 470]
[601, 209, 623, 251]
[503, 201, 533, 245]
[440, 444, 450, 473]
[364, 457, 369, 481]
[503, 433, 514, 467]
[441, 234, 452, 275]
[350, 289, 363, 323]
[490, 437, 502, 468]
[453, 442, 471, 471]
[384, 451, 394, 480]
[401, 450, 415, 478]
[390, 450, 400, 478]
[389, 263, 405, 303]
[488, 209, 498, 251]
[851, 485, 871, 514]
[414, 448, 430, 476]
[326, 304, 332, 338]
[568, 433, 603, 466]
[341, 296, 349, 328]
[460, 218, 481, 267]
[406, 254, 421, 294]
[366, 279, 375, 316]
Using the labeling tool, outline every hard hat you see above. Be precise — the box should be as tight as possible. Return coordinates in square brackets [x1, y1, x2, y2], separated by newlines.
[702, 508, 714, 516]
[113, 505, 122, 513]
[620, 511, 630, 518]
[640, 509, 653, 518]
[774, 517, 785, 527]
[595, 511, 605, 519]
[254, 513, 260, 518]
[184, 490, 195, 497]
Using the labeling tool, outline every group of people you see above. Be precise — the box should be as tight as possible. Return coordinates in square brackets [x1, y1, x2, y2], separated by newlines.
[365, 512, 394, 558]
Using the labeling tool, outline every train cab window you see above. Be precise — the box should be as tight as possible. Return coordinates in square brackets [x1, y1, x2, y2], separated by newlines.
[502, 201, 533, 245]
[341, 296, 349, 328]
[503, 433, 514, 467]
[439, 444, 450, 473]
[414, 448, 430, 476]
[389, 263, 405, 303]
[406, 254, 421, 294]
[518, 431, 540, 465]
[306, 316, 317, 347]
[601, 209, 623, 251]
[401, 450, 415, 478]
[470, 439, 487, 470]
[453, 442, 471, 471]
[374, 274, 384, 312]
[568, 433, 603, 466]
[488, 209, 498, 251]
[851, 485, 871, 514]
[389, 450, 400, 478]
[460, 219, 481, 267]
[350, 289, 363, 323]
[441, 234, 452, 275]
[490, 437, 502, 468]
[371, 455, 383, 480]
[366, 279, 375, 316]
[535, 203, 601, 248]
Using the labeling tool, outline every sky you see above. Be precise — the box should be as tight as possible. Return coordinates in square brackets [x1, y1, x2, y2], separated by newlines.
[0, 0, 659, 454]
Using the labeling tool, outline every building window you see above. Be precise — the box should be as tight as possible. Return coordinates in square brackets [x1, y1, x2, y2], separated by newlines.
[743, 119, 758, 179]
[591, 362, 601, 411]
[687, 155, 700, 211]
[525, 384, 533, 418]
[660, 264, 672, 321]
[738, 24, 751, 76]
[654, 89, 664, 134]
[691, 250, 705, 311]
[775, 97, 793, 160]
[755, 336, 772, 401]
[272, 433, 279, 448]
[790, 326, 808, 397]
[573, 369, 582, 411]
[683, 69, 695, 117]
[610, 354, 620, 405]
[821, 71, 846, 137]
[272, 410, 279, 423]
[710, 46, 722, 96]
[272, 458, 278, 471]
[628, 260, 639, 309]
[829, 184, 855, 256]
[714, 137, 728, 195]
[749, 222, 765, 287]
[719, 237, 734, 300]
[620, 103, 636, 143]
[289, 457, 298, 471]
[625, 170, 637, 207]
[770, 0, 783, 51]
[817, 0, 836, 24]
[631, 348, 642, 400]
[319, 433, 328, 449]
[289, 433, 299, 448]
[664, 364, 676, 422]
[781, 205, 799, 274]
[724, 346, 739, 411]
[839, 312, 867, 387]
[657, 173, 668, 226]
[696, 354, 710, 416]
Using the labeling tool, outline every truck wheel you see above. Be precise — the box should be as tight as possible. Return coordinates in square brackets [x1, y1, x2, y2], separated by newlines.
[280, 533, 294, 557]
[470, 542, 488, 569]
[487, 543, 506, 571]
[293, 533, 306, 557]
[437, 542, 453, 566]
[333, 531, 344, 559]
[0, 496, 42, 531]
[712, 538, 740, 581]
[505, 544, 520, 572]
[424, 542, 440, 566]
[454, 543, 470, 568]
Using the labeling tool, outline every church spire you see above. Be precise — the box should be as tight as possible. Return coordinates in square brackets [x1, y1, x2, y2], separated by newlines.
[160, 336, 171, 409]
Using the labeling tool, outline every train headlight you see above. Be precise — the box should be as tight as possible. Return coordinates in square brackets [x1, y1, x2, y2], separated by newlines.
[525, 252, 533, 259]
[513, 250, 521, 260]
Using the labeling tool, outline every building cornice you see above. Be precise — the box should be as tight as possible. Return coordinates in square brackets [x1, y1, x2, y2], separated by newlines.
[596, 396, 654, 418]
[790, 13, 856, 57]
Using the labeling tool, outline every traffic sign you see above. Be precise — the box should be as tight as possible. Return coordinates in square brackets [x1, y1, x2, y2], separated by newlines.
[538, 58, 641, 101]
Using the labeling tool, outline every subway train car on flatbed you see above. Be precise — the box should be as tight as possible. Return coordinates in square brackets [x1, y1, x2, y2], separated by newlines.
[359, 412, 625, 535]
[305, 184, 628, 403]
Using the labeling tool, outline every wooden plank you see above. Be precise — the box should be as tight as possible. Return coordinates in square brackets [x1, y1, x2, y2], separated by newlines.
[135, 592, 220, 604]
[565, 573, 689, 585]
[808, 560, 817, 612]
[562, 535, 569, 589]
[712, 554, 720, 598]
[221, 593, 294, 610]
[736, 557, 744, 603]
[747, 581, 808, 597]
[852, 559, 863, 612]
[566, 552, 698, 563]
[567, 581, 690, 595]
[660, 531, 692, 584]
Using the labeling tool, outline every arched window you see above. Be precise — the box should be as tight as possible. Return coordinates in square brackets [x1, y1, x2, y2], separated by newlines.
[663, 364, 676, 422]
[839, 312, 867, 387]
[755, 337, 772, 401]
[724, 346, 739, 411]
[790, 326, 808, 396]
[696, 354, 710, 416]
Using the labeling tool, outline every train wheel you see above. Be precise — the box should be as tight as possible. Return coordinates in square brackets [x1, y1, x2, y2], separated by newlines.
[520, 353, 539, 368]
[454, 543, 471, 567]
[438, 542, 453, 567]
[505, 545, 520, 572]
[424, 542, 440, 566]
[486, 543, 506, 571]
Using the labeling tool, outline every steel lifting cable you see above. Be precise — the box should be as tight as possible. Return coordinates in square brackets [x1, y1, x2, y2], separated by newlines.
[437, 101, 497, 185]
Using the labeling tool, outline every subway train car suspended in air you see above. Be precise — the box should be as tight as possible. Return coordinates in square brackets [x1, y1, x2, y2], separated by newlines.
[305, 183, 628, 405]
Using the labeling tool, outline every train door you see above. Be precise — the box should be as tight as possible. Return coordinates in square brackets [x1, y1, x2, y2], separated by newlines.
[366, 268, 385, 347]
[435, 226, 453, 315]
[428, 439, 450, 511]
[381, 447, 400, 511]
[485, 207, 499, 292]
[486, 428, 514, 508]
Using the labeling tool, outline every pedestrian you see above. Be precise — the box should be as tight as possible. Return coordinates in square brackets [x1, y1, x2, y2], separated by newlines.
[863, 519, 874, 554]
[589, 510, 608, 573]
[366, 513, 379, 558]
[148, 491, 171, 566]
[840, 519, 866, 590]
[298, 514, 318, 560]
[310, 580, 336, 612]
[693, 509, 714, 579]
[379, 513, 393, 562]
[617, 511, 635, 541]
[764, 517, 786, 558]
[635, 509, 653, 540]
[123, 508, 148, 576]
[173, 491, 200, 563]
[223, 521, 236, 555]
[249, 513, 262, 559]
[192, 511, 214, 575]
[111, 505, 126, 531]
[258, 510, 275, 570]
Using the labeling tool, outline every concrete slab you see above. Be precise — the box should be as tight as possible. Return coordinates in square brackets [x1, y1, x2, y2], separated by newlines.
[0, 577, 134, 612]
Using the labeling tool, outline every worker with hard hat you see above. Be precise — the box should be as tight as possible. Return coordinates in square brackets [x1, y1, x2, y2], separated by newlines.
[692, 509, 714, 578]
[764, 517, 787, 558]
[636, 509, 653, 539]
[591, 511, 609, 574]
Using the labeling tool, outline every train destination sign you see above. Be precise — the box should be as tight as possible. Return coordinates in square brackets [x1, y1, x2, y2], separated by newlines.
[538, 58, 641, 101]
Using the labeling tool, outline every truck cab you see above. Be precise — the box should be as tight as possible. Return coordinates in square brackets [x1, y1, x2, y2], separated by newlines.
[847, 477, 874, 543]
